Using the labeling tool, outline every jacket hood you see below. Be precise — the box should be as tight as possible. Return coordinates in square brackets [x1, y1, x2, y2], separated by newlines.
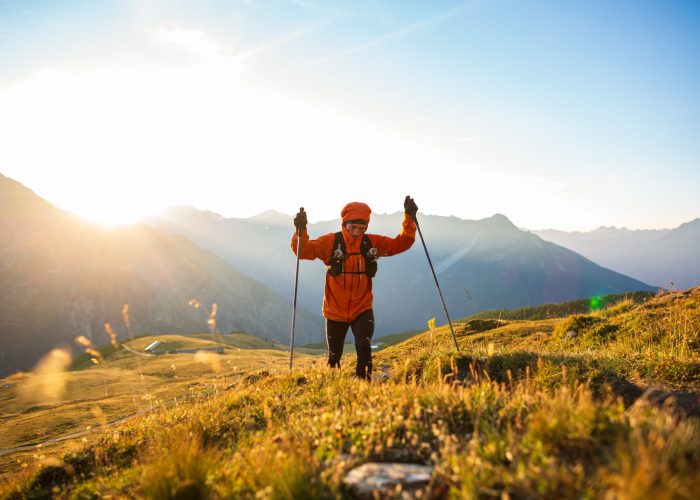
[341, 202, 371, 224]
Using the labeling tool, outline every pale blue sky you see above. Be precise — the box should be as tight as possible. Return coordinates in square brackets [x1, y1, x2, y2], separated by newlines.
[0, 0, 698, 229]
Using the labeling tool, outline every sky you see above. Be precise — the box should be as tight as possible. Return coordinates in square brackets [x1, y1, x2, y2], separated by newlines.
[0, 0, 698, 230]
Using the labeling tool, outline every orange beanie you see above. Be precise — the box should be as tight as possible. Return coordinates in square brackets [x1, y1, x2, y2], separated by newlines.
[341, 202, 371, 223]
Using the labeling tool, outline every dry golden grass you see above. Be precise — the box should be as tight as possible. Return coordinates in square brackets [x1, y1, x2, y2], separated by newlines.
[2, 288, 699, 498]
[3, 362, 698, 499]
[0, 333, 321, 476]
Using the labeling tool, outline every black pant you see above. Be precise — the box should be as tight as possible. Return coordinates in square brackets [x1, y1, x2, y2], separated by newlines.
[326, 309, 374, 380]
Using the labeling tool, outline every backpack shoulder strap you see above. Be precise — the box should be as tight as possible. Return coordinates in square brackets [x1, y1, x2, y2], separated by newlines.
[362, 234, 377, 278]
[326, 232, 345, 276]
[360, 234, 372, 255]
[330, 231, 344, 260]
[334, 231, 344, 248]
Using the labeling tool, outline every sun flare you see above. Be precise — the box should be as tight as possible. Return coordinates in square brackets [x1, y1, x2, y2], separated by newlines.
[79, 206, 155, 226]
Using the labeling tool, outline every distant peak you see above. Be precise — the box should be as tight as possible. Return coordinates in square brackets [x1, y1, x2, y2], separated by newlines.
[676, 218, 700, 231]
[484, 213, 516, 227]
[162, 205, 222, 217]
[252, 209, 288, 218]
[590, 225, 625, 235]
[248, 209, 291, 225]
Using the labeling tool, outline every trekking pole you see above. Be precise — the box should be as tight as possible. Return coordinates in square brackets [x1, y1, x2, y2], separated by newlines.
[412, 212, 460, 353]
[289, 207, 304, 369]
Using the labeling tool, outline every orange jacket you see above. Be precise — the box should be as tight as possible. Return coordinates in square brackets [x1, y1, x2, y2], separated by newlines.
[291, 203, 416, 323]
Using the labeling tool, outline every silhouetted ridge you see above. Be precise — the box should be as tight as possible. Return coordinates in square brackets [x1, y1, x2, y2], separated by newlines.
[676, 218, 700, 232]
[482, 213, 517, 230]
[248, 210, 291, 225]
[534, 218, 700, 288]
[0, 178, 324, 376]
[148, 206, 654, 336]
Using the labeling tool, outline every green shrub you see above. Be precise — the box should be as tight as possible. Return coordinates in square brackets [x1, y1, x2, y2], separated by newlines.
[140, 433, 218, 500]
[555, 315, 604, 339]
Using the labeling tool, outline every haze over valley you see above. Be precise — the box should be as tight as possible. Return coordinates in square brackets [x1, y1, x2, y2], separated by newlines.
[0, 174, 323, 376]
[147, 206, 658, 336]
[4, 171, 697, 377]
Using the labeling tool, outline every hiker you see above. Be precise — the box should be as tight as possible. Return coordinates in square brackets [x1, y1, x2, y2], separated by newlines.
[291, 196, 418, 380]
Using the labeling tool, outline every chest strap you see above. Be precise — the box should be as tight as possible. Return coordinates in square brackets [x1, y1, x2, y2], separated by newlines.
[326, 232, 378, 277]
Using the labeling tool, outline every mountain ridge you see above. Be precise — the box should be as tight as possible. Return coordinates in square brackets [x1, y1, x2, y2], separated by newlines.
[533, 219, 699, 288]
[0, 175, 324, 376]
[147, 206, 655, 336]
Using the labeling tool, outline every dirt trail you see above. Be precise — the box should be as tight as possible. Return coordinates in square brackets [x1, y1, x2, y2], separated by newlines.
[0, 412, 144, 457]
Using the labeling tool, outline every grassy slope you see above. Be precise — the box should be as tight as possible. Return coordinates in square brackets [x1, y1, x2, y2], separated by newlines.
[378, 287, 700, 391]
[465, 291, 655, 321]
[0, 333, 321, 476]
[2, 289, 699, 498]
[374, 291, 656, 348]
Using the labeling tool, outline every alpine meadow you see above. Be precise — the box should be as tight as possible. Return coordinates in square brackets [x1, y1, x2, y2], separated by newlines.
[2, 288, 699, 497]
[1, 1, 699, 499]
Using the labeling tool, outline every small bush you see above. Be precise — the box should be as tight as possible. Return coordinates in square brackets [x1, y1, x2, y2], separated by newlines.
[584, 322, 619, 345]
[555, 315, 604, 339]
[140, 433, 219, 500]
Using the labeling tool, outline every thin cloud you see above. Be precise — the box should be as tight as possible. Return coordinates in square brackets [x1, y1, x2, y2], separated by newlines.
[289, 0, 351, 17]
[152, 22, 333, 65]
[152, 28, 225, 58]
[288, 0, 386, 20]
[239, 18, 336, 60]
[301, 1, 471, 68]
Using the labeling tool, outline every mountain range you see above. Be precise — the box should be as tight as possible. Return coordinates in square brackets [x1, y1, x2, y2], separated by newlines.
[533, 221, 700, 289]
[5, 172, 684, 376]
[147, 207, 656, 336]
[0, 174, 323, 376]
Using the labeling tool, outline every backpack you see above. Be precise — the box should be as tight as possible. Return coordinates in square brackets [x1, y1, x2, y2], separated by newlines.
[326, 232, 378, 278]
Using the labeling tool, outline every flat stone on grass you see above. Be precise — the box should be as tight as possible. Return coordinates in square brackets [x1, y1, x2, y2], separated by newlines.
[343, 462, 434, 498]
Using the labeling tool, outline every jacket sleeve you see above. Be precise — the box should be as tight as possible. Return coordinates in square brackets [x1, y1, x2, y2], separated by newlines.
[291, 230, 335, 261]
[370, 214, 417, 257]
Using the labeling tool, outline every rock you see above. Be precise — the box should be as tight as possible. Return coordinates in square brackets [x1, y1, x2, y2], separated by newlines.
[343, 462, 434, 498]
[374, 364, 392, 383]
[565, 330, 578, 339]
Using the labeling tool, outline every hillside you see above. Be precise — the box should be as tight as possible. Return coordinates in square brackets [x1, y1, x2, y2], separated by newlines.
[3, 287, 699, 498]
[0, 332, 322, 476]
[534, 219, 700, 289]
[378, 287, 700, 391]
[147, 207, 655, 336]
[464, 290, 655, 322]
[0, 174, 324, 376]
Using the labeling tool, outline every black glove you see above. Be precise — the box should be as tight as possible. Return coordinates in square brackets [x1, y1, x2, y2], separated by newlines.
[293, 207, 307, 232]
[404, 196, 418, 219]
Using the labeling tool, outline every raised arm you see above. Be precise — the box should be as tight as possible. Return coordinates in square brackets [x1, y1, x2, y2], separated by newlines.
[291, 230, 334, 261]
[290, 208, 334, 261]
[370, 213, 417, 257]
[369, 196, 419, 257]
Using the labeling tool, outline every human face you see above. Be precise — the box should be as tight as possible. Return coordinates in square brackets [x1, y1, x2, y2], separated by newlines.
[345, 222, 367, 237]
